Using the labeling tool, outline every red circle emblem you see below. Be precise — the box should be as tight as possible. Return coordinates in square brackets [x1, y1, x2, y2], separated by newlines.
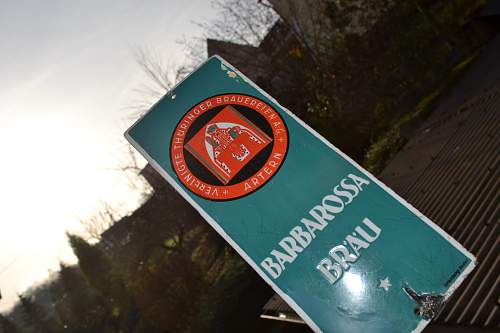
[170, 93, 288, 201]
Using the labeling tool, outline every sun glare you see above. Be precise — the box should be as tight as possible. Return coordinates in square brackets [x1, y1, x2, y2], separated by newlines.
[0, 113, 140, 311]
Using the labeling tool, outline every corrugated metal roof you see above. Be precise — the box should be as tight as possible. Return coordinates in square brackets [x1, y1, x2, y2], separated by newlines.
[380, 86, 500, 328]
[262, 86, 500, 329]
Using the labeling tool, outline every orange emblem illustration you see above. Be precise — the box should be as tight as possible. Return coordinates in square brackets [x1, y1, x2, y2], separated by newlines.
[170, 94, 288, 200]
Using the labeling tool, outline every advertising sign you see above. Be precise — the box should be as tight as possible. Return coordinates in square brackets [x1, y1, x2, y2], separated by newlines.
[125, 56, 475, 333]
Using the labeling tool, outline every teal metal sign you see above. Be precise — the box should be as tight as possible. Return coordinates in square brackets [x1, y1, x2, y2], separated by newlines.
[125, 56, 475, 333]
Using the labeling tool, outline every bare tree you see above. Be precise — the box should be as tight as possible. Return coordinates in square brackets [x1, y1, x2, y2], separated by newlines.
[126, 47, 188, 117]
[118, 47, 188, 203]
[78, 201, 121, 243]
[127, 0, 278, 116]
[197, 0, 278, 45]
[113, 143, 153, 195]
[179, 0, 279, 69]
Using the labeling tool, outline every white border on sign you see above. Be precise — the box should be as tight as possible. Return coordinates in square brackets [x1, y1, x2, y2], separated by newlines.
[124, 55, 477, 333]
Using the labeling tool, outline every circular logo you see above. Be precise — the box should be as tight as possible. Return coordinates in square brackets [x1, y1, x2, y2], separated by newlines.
[170, 93, 288, 201]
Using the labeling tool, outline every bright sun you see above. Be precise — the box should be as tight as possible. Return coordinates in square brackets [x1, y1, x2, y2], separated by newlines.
[0, 114, 142, 311]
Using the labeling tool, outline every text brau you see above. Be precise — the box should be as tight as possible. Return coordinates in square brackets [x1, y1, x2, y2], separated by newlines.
[317, 218, 381, 284]
[260, 173, 370, 280]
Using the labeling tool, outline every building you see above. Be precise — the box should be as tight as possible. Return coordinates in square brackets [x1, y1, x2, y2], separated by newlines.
[206, 19, 310, 118]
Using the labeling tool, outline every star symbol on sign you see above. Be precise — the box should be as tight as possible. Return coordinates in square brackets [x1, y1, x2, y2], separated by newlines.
[379, 277, 392, 291]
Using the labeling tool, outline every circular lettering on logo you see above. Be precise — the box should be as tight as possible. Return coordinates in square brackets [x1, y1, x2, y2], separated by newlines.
[170, 93, 289, 200]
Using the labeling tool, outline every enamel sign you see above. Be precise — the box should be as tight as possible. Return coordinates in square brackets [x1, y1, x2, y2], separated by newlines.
[125, 56, 475, 333]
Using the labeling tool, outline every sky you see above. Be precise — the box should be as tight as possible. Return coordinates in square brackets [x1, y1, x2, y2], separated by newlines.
[0, 0, 216, 312]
